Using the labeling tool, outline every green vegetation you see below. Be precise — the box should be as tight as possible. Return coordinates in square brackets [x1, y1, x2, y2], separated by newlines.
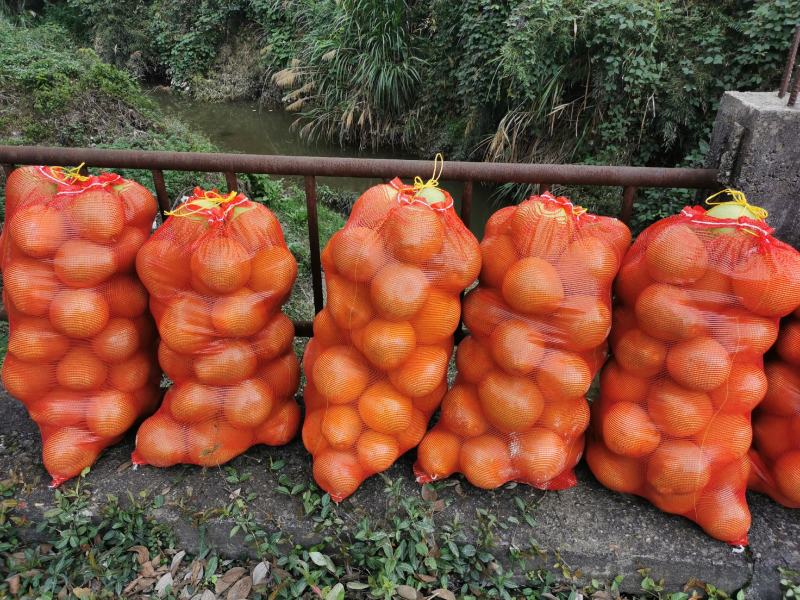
[0, 467, 750, 599]
[46, 0, 799, 169]
[0, 13, 346, 325]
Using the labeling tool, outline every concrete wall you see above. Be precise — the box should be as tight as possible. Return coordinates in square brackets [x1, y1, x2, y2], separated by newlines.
[706, 91, 800, 249]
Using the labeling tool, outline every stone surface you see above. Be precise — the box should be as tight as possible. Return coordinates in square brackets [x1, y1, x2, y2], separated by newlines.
[1, 390, 798, 596]
[706, 91, 800, 249]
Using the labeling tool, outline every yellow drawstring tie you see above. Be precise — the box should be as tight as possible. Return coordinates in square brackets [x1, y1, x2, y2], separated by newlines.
[51, 163, 90, 183]
[165, 189, 239, 218]
[409, 152, 444, 195]
[705, 188, 768, 220]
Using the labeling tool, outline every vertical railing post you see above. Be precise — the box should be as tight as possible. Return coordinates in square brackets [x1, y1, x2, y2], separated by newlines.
[224, 171, 238, 193]
[150, 169, 171, 219]
[460, 180, 473, 229]
[620, 186, 637, 225]
[305, 175, 324, 315]
[539, 183, 551, 194]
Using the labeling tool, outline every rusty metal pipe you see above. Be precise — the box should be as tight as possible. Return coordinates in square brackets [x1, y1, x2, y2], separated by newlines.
[0, 146, 718, 189]
[780, 25, 800, 99]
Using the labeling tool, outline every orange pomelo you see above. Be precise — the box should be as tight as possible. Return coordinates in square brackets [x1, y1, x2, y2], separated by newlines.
[586, 442, 644, 494]
[647, 381, 713, 437]
[644, 224, 708, 284]
[251, 313, 295, 361]
[113, 227, 148, 272]
[5, 258, 60, 317]
[91, 317, 139, 363]
[439, 384, 489, 438]
[9, 204, 67, 258]
[388, 345, 449, 398]
[330, 226, 385, 282]
[108, 351, 153, 392]
[752, 415, 792, 460]
[211, 288, 269, 337]
[557, 237, 619, 290]
[86, 389, 137, 437]
[169, 382, 220, 423]
[614, 256, 653, 308]
[327, 275, 374, 330]
[694, 487, 750, 544]
[613, 328, 666, 378]
[646, 439, 709, 495]
[2, 354, 55, 401]
[460, 434, 513, 489]
[356, 430, 400, 474]
[248, 245, 297, 298]
[224, 378, 275, 429]
[732, 249, 800, 318]
[501, 257, 564, 315]
[302, 409, 327, 454]
[53, 239, 116, 288]
[42, 428, 102, 481]
[477, 370, 543, 433]
[551, 295, 611, 351]
[479, 234, 518, 288]
[28, 390, 85, 427]
[227, 203, 283, 253]
[135, 414, 187, 467]
[370, 263, 429, 321]
[760, 362, 800, 417]
[537, 395, 590, 438]
[187, 419, 253, 466]
[411, 380, 447, 414]
[777, 320, 800, 365]
[67, 188, 125, 242]
[116, 180, 157, 227]
[410, 289, 460, 344]
[509, 201, 571, 259]
[194, 340, 257, 385]
[104, 276, 148, 318]
[488, 320, 545, 376]
[158, 342, 193, 382]
[312, 345, 370, 403]
[665, 337, 732, 392]
[56, 346, 107, 391]
[361, 319, 416, 370]
[709, 363, 767, 413]
[190, 236, 251, 294]
[385, 204, 443, 264]
[158, 295, 214, 353]
[694, 412, 752, 465]
[635, 283, 705, 341]
[136, 239, 191, 298]
[416, 429, 461, 480]
[461, 288, 510, 338]
[8, 318, 70, 362]
[312, 448, 364, 501]
[535, 350, 591, 400]
[513, 427, 568, 485]
[714, 309, 778, 358]
[312, 308, 348, 348]
[773, 450, 800, 505]
[260, 351, 300, 400]
[254, 400, 301, 446]
[455, 336, 495, 384]
[600, 360, 649, 405]
[358, 380, 413, 434]
[601, 402, 660, 457]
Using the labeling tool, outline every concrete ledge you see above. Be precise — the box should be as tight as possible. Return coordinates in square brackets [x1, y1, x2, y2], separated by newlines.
[2, 391, 796, 595]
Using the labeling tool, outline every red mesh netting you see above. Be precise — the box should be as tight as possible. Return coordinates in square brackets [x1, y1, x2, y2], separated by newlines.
[588, 204, 800, 545]
[414, 194, 629, 490]
[749, 305, 800, 507]
[303, 178, 480, 501]
[132, 187, 300, 467]
[2, 165, 160, 486]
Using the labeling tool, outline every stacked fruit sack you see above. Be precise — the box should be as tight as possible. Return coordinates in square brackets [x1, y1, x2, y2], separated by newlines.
[588, 192, 800, 544]
[132, 188, 300, 467]
[303, 174, 481, 501]
[414, 193, 630, 489]
[749, 306, 800, 507]
[2, 165, 160, 485]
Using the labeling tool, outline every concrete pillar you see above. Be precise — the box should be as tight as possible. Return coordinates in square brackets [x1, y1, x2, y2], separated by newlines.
[706, 91, 800, 248]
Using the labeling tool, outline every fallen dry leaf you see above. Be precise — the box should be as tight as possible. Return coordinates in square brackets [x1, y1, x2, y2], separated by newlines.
[128, 545, 150, 565]
[155, 572, 174, 597]
[171, 550, 187, 575]
[227, 576, 253, 600]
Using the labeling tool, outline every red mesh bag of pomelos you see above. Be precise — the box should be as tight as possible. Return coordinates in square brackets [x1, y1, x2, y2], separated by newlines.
[303, 157, 481, 501]
[132, 187, 300, 468]
[748, 305, 800, 507]
[1, 165, 160, 486]
[588, 190, 800, 545]
[414, 193, 629, 491]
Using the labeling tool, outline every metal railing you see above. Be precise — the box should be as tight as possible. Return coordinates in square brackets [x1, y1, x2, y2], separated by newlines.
[0, 145, 720, 336]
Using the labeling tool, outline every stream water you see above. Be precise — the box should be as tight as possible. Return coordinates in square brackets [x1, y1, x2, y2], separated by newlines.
[152, 92, 494, 236]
